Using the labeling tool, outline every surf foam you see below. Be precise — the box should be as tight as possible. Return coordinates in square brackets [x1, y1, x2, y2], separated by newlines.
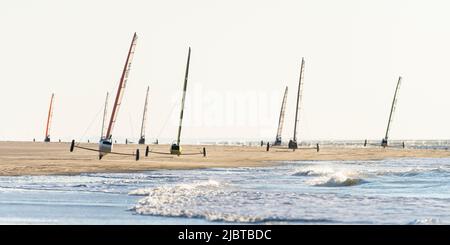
[307, 171, 365, 187]
[129, 180, 334, 223]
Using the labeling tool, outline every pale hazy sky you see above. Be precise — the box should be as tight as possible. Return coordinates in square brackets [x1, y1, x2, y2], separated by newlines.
[1, 0, 450, 142]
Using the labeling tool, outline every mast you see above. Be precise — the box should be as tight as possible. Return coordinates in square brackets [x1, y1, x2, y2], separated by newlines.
[274, 86, 288, 145]
[383, 76, 402, 146]
[105, 32, 138, 140]
[139, 86, 150, 144]
[293, 57, 305, 143]
[100, 92, 109, 139]
[176, 47, 191, 146]
[44, 93, 55, 142]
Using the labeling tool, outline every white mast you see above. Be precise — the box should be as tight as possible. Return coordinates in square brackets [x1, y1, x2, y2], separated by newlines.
[274, 86, 288, 145]
[289, 58, 305, 149]
[138, 86, 150, 144]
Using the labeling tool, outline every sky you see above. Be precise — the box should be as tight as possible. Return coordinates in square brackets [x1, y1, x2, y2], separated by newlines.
[1, 0, 450, 143]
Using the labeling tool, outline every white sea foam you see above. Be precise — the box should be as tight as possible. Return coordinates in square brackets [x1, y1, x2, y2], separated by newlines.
[129, 179, 221, 196]
[1, 157, 450, 224]
[292, 166, 335, 176]
[130, 177, 449, 224]
[129, 180, 336, 223]
[128, 188, 153, 196]
[130, 180, 248, 222]
[408, 218, 441, 225]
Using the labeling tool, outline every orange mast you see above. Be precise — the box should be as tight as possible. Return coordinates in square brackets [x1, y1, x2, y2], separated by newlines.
[44, 93, 55, 142]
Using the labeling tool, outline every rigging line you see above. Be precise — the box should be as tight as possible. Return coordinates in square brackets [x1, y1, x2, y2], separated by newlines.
[129, 112, 135, 141]
[77, 104, 104, 145]
[156, 95, 180, 140]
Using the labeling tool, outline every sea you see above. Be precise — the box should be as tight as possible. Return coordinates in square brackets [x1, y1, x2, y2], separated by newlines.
[0, 156, 449, 224]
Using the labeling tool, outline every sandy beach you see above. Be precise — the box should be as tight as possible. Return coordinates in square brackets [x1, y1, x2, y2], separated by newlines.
[0, 141, 449, 176]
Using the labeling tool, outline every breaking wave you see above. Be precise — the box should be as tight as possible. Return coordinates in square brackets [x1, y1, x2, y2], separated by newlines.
[293, 167, 366, 187]
[311, 176, 365, 187]
[291, 163, 450, 188]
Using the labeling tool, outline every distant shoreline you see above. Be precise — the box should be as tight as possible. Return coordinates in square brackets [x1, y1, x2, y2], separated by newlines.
[1, 141, 450, 176]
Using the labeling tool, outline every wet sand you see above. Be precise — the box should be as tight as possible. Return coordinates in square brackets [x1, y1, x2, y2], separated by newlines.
[1, 141, 449, 176]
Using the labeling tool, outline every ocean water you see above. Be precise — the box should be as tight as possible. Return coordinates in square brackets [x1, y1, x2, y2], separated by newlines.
[0, 158, 449, 224]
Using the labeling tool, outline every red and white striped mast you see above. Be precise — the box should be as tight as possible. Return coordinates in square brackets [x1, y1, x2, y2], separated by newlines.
[98, 32, 138, 159]
[105, 32, 138, 140]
